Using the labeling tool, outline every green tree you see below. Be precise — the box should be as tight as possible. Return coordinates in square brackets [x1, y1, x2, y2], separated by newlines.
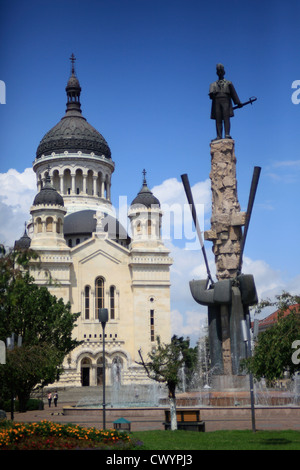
[171, 335, 198, 389]
[242, 292, 300, 382]
[137, 336, 185, 430]
[0, 246, 81, 411]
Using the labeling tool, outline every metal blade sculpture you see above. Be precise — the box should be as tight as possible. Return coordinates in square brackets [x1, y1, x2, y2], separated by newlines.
[181, 168, 260, 381]
[181, 173, 214, 286]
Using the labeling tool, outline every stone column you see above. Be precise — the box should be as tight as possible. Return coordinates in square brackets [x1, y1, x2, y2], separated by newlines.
[100, 176, 105, 198]
[204, 139, 246, 377]
[93, 175, 97, 196]
[83, 173, 87, 194]
[205, 139, 245, 280]
[71, 173, 76, 195]
[59, 173, 64, 194]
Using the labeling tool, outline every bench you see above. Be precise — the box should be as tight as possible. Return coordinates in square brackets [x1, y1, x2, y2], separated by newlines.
[163, 409, 205, 432]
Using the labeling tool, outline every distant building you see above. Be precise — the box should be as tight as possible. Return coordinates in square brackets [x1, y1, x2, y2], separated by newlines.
[257, 305, 300, 333]
[14, 57, 172, 388]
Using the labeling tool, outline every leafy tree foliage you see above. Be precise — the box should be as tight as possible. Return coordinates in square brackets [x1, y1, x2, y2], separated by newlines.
[137, 336, 188, 430]
[0, 245, 81, 411]
[171, 335, 198, 388]
[243, 292, 300, 382]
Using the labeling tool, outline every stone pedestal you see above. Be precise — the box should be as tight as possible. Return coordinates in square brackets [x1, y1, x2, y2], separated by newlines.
[205, 139, 246, 376]
[205, 139, 245, 280]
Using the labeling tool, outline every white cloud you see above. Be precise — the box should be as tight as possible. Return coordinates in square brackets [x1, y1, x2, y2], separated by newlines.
[152, 177, 211, 209]
[0, 168, 36, 247]
[267, 159, 300, 183]
[151, 177, 211, 248]
[273, 160, 300, 168]
[242, 256, 283, 299]
[171, 308, 207, 343]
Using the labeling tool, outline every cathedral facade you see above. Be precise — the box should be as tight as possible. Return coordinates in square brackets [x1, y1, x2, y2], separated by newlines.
[15, 58, 172, 388]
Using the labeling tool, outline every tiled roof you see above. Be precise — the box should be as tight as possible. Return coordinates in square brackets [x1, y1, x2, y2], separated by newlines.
[258, 304, 300, 331]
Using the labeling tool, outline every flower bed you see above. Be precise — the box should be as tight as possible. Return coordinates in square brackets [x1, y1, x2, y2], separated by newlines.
[0, 420, 134, 450]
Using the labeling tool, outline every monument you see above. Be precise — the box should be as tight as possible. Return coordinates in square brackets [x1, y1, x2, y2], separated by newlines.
[209, 63, 242, 140]
[182, 64, 259, 388]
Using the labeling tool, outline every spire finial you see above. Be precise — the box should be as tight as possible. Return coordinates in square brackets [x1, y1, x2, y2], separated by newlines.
[70, 53, 76, 75]
[142, 169, 147, 185]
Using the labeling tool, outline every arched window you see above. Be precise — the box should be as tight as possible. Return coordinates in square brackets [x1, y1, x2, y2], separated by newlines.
[52, 170, 60, 192]
[36, 217, 42, 233]
[56, 218, 62, 234]
[110, 286, 116, 320]
[84, 286, 90, 320]
[95, 277, 105, 313]
[97, 356, 106, 386]
[75, 168, 83, 194]
[68, 239, 72, 247]
[46, 217, 53, 232]
[63, 169, 71, 195]
[136, 221, 141, 234]
[147, 219, 152, 235]
[81, 357, 91, 387]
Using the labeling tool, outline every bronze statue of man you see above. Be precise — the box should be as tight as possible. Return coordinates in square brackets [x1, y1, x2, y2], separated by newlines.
[209, 64, 242, 140]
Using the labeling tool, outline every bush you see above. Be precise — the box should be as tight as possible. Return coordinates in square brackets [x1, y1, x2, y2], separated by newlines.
[0, 398, 43, 412]
[0, 420, 135, 450]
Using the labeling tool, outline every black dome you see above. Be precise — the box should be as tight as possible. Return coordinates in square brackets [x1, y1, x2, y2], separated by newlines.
[36, 113, 111, 159]
[131, 180, 160, 208]
[14, 227, 31, 250]
[64, 209, 130, 242]
[36, 60, 111, 159]
[33, 178, 64, 207]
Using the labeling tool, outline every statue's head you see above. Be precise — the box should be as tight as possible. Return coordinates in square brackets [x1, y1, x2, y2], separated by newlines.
[216, 63, 225, 78]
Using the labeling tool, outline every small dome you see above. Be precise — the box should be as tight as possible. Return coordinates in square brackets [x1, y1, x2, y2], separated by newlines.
[131, 171, 160, 208]
[33, 176, 64, 207]
[14, 225, 31, 250]
[66, 74, 81, 91]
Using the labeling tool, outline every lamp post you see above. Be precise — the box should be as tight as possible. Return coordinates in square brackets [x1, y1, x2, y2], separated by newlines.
[241, 315, 256, 432]
[99, 308, 108, 429]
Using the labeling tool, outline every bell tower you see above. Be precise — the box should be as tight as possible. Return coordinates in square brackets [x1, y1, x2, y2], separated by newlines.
[128, 170, 163, 249]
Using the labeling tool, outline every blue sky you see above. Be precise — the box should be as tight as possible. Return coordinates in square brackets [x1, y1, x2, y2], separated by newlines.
[1, 0, 300, 344]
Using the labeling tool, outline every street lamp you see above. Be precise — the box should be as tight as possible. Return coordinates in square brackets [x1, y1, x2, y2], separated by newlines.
[99, 308, 108, 429]
[241, 316, 256, 432]
[6, 333, 22, 420]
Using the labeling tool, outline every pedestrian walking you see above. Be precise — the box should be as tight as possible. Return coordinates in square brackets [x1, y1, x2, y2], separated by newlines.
[53, 391, 58, 407]
[47, 392, 52, 407]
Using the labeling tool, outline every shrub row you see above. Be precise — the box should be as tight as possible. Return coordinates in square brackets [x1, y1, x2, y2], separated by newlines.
[0, 420, 133, 450]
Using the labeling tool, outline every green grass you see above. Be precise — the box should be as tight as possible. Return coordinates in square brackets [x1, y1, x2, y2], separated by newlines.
[131, 429, 300, 450]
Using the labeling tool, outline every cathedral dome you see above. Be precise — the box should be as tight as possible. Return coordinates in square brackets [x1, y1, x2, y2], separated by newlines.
[131, 170, 160, 208]
[33, 176, 64, 207]
[36, 55, 111, 160]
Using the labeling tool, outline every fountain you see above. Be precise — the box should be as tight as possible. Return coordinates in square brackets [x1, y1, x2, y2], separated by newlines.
[75, 383, 166, 408]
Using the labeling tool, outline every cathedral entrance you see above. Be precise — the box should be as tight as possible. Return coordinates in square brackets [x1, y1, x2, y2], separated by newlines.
[81, 357, 91, 386]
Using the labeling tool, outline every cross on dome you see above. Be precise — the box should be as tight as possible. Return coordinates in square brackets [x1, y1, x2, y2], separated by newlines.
[70, 53, 76, 75]
[142, 169, 147, 184]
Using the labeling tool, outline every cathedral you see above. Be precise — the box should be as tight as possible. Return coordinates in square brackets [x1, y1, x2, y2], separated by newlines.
[14, 56, 172, 388]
